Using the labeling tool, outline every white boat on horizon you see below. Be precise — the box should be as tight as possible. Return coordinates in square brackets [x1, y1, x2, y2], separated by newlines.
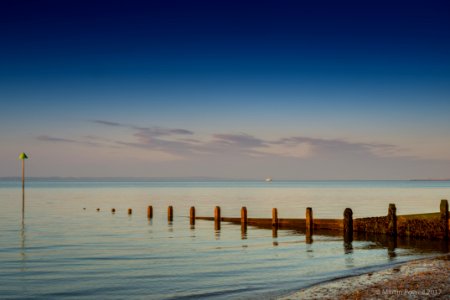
[265, 178, 272, 182]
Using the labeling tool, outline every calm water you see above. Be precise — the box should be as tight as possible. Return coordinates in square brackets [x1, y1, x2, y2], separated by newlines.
[0, 180, 449, 299]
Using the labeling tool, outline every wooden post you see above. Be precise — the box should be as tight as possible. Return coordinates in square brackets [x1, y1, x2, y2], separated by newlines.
[147, 206, 153, 219]
[168, 206, 173, 221]
[440, 199, 449, 239]
[19, 153, 28, 221]
[343, 208, 353, 243]
[190, 206, 195, 225]
[96, 208, 100, 212]
[241, 206, 247, 228]
[22, 158, 25, 218]
[128, 208, 132, 215]
[306, 207, 313, 236]
[272, 208, 278, 228]
[214, 206, 221, 230]
[387, 203, 397, 236]
[111, 208, 116, 213]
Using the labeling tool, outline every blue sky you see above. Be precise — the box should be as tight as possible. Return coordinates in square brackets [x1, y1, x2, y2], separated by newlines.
[1, 0, 450, 179]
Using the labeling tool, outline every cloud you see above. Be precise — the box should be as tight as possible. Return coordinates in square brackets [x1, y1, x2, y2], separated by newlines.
[212, 133, 267, 148]
[30, 121, 448, 179]
[134, 127, 194, 137]
[37, 135, 77, 143]
[112, 127, 199, 159]
[115, 126, 405, 160]
[91, 119, 194, 137]
[179, 138, 202, 143]
[170, 129, 194, 135]
[83, 135, 112, 142]
[37, 135, 105, 147]
[259, 142, 313, 158]
[84, 119, 411, 160]
[88, 119, 199, 156]
[91, 120, 123, 126]
[40, 122, 406, 162]
[269, 136, 403, 158]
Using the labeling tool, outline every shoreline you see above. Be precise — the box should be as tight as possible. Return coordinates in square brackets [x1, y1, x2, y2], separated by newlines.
[279, 254, 450, 299]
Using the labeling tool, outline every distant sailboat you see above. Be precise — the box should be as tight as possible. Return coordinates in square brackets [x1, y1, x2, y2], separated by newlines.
[265, 177, 272, 182]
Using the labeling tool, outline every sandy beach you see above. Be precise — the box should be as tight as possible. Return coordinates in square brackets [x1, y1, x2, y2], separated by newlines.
[279, 254, 450, 300]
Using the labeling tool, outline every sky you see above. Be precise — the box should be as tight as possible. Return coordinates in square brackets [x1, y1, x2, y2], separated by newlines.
[1, 0, 450, 179]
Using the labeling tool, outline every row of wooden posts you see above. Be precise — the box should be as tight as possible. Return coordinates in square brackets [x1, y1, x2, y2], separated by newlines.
[108, 206, 312, 227]
[96, 199, 449, 240]
[102, 205, 343, 237]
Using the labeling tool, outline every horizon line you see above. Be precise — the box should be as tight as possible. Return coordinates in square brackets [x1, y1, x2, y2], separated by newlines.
[1, 176, 449, 182]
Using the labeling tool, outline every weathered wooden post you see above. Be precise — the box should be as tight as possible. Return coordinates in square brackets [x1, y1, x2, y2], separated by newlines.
[147, 206, 153, 219]
[214, 206, 221, 230]
[96, 208, 100, 212]
[343, 208, 353, 243]
[112, 208, 116, 213]
[168, 206, 173, 221]
[190, 206, 195, 225]
[128, 208, 132, 215]
[440, 199, 449, 239]
[272, 208, 278, 228]
[241, 207, 247, 231]
[19, 152, 28, 220]
[387, 203, 397, 236]
[306, 207, 313, 236]
[272, 208, 279, 237]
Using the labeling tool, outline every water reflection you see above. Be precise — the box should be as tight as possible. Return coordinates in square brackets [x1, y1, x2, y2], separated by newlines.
[214, 230, 220, 240]
[354, 232, 450, 256]
[202, 217, 449, 256]
[232, 222, 449, 256]
[20, 222, 26, 272]
[387, 236, 397, 260]
[343, 241, 353, 254]
[306, 244, 314, 259]
[241, 227, 247, 240]
[344, 247, 355, 267]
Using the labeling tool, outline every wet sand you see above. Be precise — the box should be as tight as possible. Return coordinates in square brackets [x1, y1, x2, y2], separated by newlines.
[279, 255, 450, 299]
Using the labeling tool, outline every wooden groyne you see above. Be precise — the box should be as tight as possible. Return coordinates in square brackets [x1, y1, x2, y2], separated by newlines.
[195, 200, 449, 240]
[93, 199, 449, 240]
[353, 200, 449, 239]
[195, 215, 343, 231]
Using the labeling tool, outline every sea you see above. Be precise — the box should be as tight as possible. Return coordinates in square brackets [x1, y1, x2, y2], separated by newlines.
[0, 180, 449, 299]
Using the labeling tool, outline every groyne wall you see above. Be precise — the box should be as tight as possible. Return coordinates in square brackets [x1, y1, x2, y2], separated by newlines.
[96, 199, 449, 240]
[195, 200, 449, 240]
